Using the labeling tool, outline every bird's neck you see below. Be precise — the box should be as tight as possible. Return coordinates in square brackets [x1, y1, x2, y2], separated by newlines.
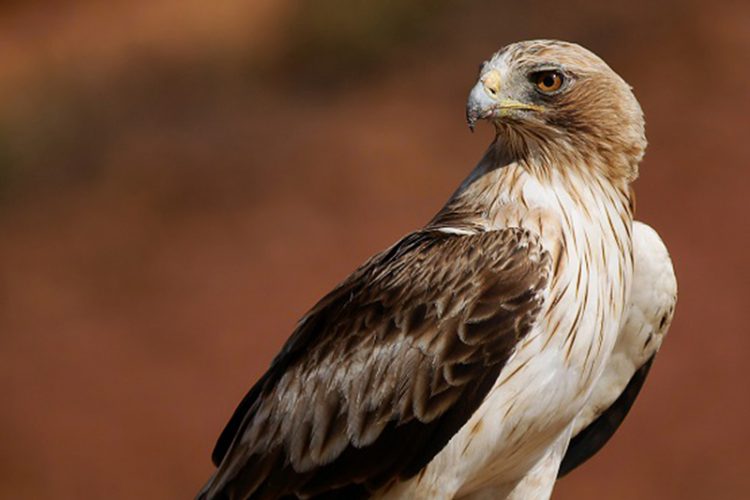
[429, 143, 636, 378]
[429, 141, 635, 236]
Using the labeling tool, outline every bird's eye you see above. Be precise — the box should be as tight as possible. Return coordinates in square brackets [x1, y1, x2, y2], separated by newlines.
[534, 71, 564, 93]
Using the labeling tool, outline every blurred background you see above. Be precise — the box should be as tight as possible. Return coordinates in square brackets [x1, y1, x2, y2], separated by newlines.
[1, 0, 748, 498]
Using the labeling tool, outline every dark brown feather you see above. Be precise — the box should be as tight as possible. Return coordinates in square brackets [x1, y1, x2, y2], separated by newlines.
[199, 227, 550, 499]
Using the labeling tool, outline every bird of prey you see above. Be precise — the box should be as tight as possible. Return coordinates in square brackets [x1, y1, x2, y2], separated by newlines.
[198, 40, 677, 500]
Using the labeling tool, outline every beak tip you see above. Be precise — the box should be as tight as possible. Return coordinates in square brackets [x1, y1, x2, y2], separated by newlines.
[466, 107, 478, 132]
[466, 80, 489, 132]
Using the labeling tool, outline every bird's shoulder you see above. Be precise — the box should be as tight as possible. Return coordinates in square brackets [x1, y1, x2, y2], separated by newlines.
[629, 221, 677, 329]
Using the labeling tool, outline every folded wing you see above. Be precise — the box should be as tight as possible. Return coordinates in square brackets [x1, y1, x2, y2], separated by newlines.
[200, 228, 551, 499]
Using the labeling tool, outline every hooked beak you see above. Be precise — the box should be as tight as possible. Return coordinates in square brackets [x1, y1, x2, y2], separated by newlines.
[466, 69, 544, 131]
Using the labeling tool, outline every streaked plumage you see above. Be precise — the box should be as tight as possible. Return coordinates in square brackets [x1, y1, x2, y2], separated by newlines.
[558, 222, 677, 478]
[198, 40, 676, 500]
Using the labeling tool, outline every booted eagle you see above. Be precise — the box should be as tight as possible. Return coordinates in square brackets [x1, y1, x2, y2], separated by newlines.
[198, 40, 677, 499]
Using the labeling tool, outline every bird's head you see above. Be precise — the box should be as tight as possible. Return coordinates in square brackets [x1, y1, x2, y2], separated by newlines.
[467, 40, 646, 180]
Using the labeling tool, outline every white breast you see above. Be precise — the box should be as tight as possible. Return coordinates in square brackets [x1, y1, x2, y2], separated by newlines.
[571, 221, 677, 435]
[382, 166, 635, 499]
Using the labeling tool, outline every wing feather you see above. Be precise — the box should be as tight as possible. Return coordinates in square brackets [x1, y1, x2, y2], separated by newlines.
[200, 227, 551, 499]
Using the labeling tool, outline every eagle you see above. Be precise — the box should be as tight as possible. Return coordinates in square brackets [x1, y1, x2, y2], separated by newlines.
[198, 40, 677, 499]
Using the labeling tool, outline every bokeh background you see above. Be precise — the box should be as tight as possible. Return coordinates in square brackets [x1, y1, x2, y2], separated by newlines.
[1, 1, 748, 498]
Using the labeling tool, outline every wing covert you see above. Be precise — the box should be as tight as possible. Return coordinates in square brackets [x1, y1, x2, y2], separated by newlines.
[201, 227, 551, 499]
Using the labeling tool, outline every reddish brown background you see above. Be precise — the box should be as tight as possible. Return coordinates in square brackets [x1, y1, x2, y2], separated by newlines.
[1, 1, 748, 498]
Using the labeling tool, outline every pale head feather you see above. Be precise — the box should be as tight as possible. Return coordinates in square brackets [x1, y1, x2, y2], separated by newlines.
[474, 40, 646, 182]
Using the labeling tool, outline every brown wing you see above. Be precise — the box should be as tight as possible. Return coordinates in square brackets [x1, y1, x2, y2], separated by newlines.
[199, 228, 551, 500]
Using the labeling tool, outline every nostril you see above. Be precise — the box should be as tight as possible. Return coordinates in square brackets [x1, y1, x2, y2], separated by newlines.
[481, 70, 502, 98]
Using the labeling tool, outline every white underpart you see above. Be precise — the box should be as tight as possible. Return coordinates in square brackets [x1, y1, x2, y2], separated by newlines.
[481, 222, 677, 500]
[378, 164, 635, 499]
[463, 428, 572, 500]
[570, 221, 677, 436]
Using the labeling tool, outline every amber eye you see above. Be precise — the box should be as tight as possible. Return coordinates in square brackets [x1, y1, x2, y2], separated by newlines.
[534, 71, 564, 93]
